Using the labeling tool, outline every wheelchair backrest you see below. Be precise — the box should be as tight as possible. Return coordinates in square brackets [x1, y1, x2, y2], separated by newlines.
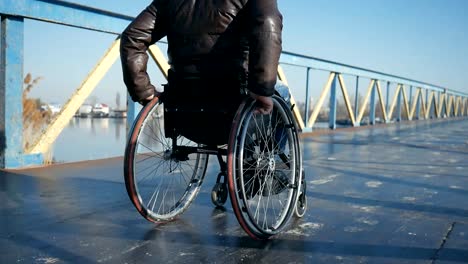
[163, 70, 244, 146]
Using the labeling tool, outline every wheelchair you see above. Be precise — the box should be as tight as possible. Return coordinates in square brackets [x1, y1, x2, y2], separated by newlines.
[123, 76, 307, 240]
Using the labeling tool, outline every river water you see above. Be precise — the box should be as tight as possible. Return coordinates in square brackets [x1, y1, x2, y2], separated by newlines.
[52, 117, 128, 163]
[51, 116, 336, 164]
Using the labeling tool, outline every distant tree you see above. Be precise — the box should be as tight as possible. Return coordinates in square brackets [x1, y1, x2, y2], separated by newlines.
[23, 73, 49, 132]
[23, 73, 53, 162]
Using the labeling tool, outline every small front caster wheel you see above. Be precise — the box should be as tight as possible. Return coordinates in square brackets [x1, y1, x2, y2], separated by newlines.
[295, 170, 307, 218]
[295, 192, 307, 218]
[211, 182, 228, 207]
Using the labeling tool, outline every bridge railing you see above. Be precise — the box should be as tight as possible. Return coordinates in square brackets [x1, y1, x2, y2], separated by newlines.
[1, 0, 467, 168]
[278, 51, 468, 132]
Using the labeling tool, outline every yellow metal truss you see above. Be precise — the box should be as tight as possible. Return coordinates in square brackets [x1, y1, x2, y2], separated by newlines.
[27, 38, 121, 154]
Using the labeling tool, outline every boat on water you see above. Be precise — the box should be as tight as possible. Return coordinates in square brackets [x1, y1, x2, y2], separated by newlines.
[77, 104, 93, 117]
[76, 103, 128, 118]
[92, 103, 110, 118]
[111, 110, 127, 118]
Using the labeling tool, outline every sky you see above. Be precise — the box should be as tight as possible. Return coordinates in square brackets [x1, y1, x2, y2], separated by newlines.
[24, 0, 468, 108]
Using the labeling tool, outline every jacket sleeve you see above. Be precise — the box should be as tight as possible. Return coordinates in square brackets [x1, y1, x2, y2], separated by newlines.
[247, 0, 283, 96]
[120, 1, 167, 102]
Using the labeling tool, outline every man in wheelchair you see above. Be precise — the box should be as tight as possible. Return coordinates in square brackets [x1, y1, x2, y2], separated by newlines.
[120, 0, 306, 239]
[120, 0, 288, 182]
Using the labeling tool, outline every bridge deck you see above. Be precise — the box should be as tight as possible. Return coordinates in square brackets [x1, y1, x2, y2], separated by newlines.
[1, 120, 468, 263]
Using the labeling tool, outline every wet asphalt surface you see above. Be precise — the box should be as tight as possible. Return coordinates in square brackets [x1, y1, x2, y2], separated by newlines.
[1, 119, 468, 263]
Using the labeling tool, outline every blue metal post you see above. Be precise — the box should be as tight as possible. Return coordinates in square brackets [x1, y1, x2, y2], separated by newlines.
[386, 81, 390, 117]
[409, 85, 413, 109]
[328, 74, 337, 129]
[396, 87, 402, 122]
[426, 89, 430, 118]
[437, 91, 441, 118]
[0, 16, 42, 168]
[126, 95, 140, 139]
[461, 97, 468, 116]
[415, 90, 421, 120]
[426, 89, 429, 104]
[369, 81, 376, 125]
[445, 93, 449, 117]
[459, 96, 462, 116]
[464, 98, 467, 116]
[304, 67, 311, 128]
[465, 98, 468, 116]
[437, 92, 445, 118]
[354, 76, 359, 127]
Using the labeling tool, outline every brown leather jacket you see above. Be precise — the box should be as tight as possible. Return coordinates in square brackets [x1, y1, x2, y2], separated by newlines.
[120, 0, 283, 103]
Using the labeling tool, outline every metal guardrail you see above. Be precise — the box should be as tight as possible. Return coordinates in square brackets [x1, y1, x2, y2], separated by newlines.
[1, 0, 467, 168]
[279, 51, 468, 132]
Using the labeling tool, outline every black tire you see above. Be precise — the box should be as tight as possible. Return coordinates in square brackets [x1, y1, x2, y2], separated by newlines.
[227, 95, 302, 239]
[295, 193, 307, 218]
[211, 182, 228, 207]
[124, 97, 208, 222]
[295, 172, 307, 218]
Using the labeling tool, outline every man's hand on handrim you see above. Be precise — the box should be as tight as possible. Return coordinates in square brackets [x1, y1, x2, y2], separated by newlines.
[250, 92, 273, 115]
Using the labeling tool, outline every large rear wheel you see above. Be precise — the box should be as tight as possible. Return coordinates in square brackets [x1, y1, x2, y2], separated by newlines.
[124, 98, 208, 222]
[227, 95, 302, 239]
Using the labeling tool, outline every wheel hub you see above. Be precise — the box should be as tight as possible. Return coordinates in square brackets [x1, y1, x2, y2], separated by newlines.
[268, 158, 275, 171]
[163, 149, 172, 160]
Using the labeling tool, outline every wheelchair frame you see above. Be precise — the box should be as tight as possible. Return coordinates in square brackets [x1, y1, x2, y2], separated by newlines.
[124, 94, 307, 240]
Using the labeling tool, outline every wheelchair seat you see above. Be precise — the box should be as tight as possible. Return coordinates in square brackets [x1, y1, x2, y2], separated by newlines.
[163, 70, 245, 146]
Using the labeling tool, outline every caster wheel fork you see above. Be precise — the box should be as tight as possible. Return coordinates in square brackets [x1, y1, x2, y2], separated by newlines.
[211, 172, 228, 207]
[295, 169, 307, 218]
